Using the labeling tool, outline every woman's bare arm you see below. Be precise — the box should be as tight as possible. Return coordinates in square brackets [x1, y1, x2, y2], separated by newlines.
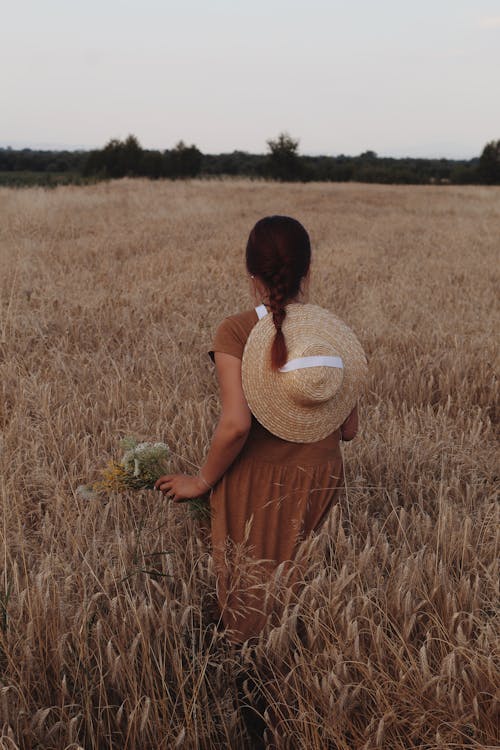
[198, 351, 252, 485]
[340, 403, 358, 441]
[155, 351, 251, 501]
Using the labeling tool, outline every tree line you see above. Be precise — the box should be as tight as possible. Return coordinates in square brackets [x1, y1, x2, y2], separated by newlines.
[1, 133, 499, 186]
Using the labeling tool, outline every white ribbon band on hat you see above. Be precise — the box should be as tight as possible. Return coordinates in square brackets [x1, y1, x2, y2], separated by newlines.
[279, 355, 344, 372]
[254, 307, 344, 373]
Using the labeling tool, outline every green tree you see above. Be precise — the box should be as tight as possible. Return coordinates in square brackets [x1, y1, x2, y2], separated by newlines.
[122, 134, 143, 174]
[165, 140, 203, 178]
[141, 149, 164, 178]
[478, 140, 500, 184]
[83, 134, 144, 178]
[265, 131, 302, 181]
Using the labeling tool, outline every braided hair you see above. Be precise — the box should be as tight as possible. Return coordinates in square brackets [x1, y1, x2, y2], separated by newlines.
[246, 216, 311, 370]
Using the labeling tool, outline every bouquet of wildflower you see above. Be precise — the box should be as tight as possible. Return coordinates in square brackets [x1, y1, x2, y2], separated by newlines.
[77, 437, 170, 497]
[77, 436, 210, 521]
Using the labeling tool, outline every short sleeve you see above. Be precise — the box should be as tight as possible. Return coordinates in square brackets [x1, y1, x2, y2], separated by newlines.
[208, 316, 247, 362]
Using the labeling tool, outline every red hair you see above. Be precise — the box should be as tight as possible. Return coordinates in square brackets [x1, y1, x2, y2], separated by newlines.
[246, 216, 311, 370]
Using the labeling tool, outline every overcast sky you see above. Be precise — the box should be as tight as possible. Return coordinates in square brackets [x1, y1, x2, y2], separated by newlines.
[1, 0, 499, 158]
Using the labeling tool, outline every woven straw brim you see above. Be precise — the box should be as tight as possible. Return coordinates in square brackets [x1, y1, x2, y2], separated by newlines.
[241, 304, 368, 443]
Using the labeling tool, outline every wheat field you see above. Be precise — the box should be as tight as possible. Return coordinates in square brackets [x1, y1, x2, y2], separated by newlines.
[0, 178, 498, 749]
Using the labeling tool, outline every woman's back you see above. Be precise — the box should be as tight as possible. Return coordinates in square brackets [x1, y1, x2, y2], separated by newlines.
[210, 307, 342, 465]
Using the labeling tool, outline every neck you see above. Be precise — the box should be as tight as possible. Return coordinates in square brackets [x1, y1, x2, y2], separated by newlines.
[260, 298, 304, 308]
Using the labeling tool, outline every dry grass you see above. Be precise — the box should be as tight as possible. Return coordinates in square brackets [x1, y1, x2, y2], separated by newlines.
[0, 178, 498, 749]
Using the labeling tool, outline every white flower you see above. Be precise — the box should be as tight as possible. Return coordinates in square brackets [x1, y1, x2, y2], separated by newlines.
[135, 441, 169, 454]
[121, 449, 135, 470]
[120, 440, 170, 478]
[76, 484, 99, 500]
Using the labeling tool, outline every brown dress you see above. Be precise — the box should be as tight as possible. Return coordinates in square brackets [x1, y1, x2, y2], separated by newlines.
[208, 307, 344, 644]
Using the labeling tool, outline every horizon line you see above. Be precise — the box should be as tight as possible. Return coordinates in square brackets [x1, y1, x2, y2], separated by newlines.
[0, 140, 481, 162]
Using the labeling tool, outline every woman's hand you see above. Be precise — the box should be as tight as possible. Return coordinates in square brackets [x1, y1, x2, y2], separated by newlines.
[340, 403, 359, 441]
[154, 474, 209, 503]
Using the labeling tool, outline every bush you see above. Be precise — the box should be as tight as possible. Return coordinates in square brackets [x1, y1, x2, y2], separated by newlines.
[478, 140, 500, 184]
[265, 132, 303, 181]
[165, 141, 203, 178]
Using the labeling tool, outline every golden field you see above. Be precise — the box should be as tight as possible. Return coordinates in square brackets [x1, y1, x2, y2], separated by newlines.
[0, 178, 498, 749]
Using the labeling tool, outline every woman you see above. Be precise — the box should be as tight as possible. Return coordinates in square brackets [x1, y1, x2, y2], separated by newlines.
[154, 215, 367, 646]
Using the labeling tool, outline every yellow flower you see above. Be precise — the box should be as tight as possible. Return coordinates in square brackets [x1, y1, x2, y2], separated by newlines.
[93, 460, 130, 493]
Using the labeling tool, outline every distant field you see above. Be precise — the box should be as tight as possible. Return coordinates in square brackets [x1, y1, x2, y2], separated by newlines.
[0, 179, 498, 749]
[0, 170, 85, 187]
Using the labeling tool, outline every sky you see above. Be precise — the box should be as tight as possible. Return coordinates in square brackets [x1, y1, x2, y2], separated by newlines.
[1, 0, 499, 159]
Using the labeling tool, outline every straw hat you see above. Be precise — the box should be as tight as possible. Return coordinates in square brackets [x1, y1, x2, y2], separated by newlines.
[241, 303, 368, 443]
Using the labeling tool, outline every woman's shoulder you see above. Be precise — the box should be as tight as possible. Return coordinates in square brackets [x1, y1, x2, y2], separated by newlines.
[209, 308, 258, 361]
[221, 308, 258, 331]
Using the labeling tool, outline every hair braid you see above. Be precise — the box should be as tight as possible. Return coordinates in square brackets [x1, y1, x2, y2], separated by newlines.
[267, 268, 289, 370]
